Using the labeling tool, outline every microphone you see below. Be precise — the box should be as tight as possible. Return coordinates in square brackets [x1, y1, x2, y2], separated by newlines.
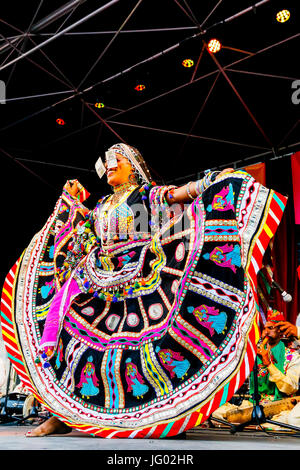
[272, 280, 292, 302]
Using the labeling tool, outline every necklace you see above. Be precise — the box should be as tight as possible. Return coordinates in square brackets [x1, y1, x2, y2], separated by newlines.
[113, 182, 137, 193]
[108, 183, 138, 207]
[97, 184, 138, 246]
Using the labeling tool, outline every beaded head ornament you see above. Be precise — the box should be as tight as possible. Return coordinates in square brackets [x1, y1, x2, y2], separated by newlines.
[95, 143, 152, 185]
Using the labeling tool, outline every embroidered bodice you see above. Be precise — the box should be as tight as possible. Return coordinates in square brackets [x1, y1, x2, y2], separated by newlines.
[94, 186, 137, 245]
[91, 184, 159, 247]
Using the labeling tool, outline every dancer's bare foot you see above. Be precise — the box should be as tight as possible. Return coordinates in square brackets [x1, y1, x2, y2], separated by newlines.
[25, 416, 72, 437]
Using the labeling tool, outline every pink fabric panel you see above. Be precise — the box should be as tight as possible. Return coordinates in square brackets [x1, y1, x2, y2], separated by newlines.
[39, 277, 81, 350]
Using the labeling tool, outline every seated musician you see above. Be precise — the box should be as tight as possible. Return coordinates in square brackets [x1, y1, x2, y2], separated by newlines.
[212, 309, 300, 426]
[274, 316, 300, 427]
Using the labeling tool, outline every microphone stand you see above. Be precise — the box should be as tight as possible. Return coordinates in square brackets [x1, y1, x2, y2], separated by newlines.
[227, 355, 300, 436]
[272, 280, 292, 303]
[208, 350, 300, 436]
[228, 356, 266, 433]
[208, 357, 267, 433]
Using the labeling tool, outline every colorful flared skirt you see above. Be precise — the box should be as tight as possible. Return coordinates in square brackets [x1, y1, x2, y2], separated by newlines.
[0, 171, 287, 438]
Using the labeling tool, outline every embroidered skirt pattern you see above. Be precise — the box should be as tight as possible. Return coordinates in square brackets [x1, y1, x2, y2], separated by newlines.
[0, 172, 287, 438]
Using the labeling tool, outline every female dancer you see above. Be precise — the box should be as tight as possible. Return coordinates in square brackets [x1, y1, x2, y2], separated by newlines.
[1, 143, 286, 438]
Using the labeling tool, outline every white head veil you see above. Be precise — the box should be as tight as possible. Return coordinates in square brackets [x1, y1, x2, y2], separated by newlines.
[95, 143, 152, 184]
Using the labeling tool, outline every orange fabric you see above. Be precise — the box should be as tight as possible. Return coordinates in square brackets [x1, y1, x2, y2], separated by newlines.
[244, 162, 266, 185]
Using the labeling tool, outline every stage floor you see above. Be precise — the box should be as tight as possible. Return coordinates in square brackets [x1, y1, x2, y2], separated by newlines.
[0, 423, 300, 451]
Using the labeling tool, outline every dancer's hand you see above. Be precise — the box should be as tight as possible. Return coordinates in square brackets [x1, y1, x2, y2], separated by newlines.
[65, 180, 79, 197]
[215, 168, 235, 181]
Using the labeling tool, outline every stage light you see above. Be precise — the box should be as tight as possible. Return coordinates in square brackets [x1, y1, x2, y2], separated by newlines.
[182, 59, 194, 68]
[56, 118, 65, 125]
[95, 102, 105, 108]
[135, 84, 145, 91]
[276, 9, 290, 22]
[207, 39, 222, 53]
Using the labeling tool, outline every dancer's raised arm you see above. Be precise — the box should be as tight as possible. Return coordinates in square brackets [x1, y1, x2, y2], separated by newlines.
[165, 168, 234, 205]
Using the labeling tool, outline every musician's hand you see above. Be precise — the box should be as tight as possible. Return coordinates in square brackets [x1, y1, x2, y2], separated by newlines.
[261, 328, 268, 340]
[215, 168, 235, 181]
[257, 337, 272, 366]
[277, 321, 298, 338]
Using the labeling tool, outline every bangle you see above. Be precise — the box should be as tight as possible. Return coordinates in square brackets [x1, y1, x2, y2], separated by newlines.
[195, 179, 204, 195]
[168, 188, 175, 200]
[186, 181, 196, 200]
[211, 171, 220, 182]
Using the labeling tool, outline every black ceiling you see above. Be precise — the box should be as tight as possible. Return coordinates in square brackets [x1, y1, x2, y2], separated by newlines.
[0, 0, 299, 273]
[1, 0, 300, 184]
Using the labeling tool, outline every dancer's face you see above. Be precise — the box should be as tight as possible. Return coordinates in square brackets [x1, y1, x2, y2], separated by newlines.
[105, 153, 134, 186]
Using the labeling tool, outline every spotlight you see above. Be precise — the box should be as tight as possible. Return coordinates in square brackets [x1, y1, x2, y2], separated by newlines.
[135, 84, 145, 91]
[182, 59, 194, 68]
[276, 9, 290, 22]
[95, 102, 105, 108]
[207, 39, 222, 53]
[56, 118, 65, 125]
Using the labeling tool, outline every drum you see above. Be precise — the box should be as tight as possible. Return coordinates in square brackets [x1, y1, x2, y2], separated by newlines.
[0, 393, 27, 417]
[22, 394, 39, 421]
[230, 378, 250, 406]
